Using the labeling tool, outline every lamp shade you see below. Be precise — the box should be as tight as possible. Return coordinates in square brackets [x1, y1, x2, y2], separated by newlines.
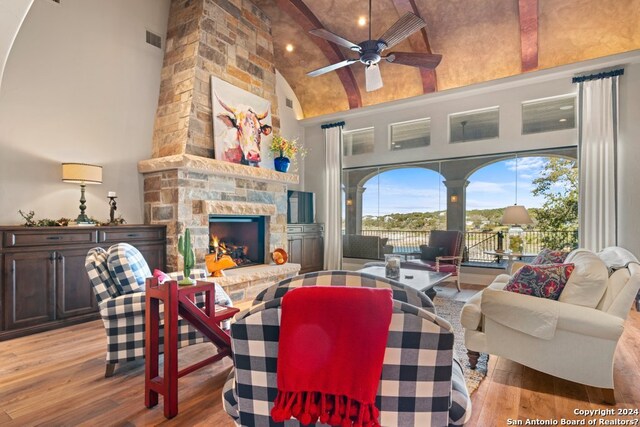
[501, 205, 533, 225]
[62, 163, 102, 184]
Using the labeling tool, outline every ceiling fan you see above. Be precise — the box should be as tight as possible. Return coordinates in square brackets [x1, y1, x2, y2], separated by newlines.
[306, 0, 442, 92]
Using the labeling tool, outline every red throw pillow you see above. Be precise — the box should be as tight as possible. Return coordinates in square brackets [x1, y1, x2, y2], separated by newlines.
[153, 268, 170, 284]
[531, 248, 569, 265]
[505, 263, 574, 300]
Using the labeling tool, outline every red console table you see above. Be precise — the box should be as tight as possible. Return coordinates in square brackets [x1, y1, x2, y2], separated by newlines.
[144, 278, 239, 419]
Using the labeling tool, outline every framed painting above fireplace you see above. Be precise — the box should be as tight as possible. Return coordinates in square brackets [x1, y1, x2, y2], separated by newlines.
[211, 77, 274, 169]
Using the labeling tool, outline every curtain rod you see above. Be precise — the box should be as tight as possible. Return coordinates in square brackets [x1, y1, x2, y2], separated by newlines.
[321, 121, 345, 129]
[572, 68, 624, 83]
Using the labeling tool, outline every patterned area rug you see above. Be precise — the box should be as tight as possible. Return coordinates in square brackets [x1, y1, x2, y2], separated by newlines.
[432, 296, 489, 394]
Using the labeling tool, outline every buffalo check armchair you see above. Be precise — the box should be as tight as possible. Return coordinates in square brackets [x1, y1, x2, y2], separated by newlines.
[85, 244, 232, 377]
[222, 271, 472, 426]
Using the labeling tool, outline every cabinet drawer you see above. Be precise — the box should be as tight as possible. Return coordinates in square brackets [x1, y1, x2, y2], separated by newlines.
[303, 224, 323, 233]
[98, 227, 165, 243]
[4, 229, 98, 248]
[287, 225, 305, 234]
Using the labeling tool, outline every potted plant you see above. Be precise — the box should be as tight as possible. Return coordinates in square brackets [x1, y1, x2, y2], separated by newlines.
[269, 134, 305, 173]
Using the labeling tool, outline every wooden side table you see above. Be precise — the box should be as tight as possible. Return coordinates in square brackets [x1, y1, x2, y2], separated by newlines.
[144, 278, 239, 419]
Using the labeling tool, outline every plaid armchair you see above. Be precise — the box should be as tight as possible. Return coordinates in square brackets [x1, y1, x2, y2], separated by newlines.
[85, 244, 232, 377]
[222, 271, 472, 426]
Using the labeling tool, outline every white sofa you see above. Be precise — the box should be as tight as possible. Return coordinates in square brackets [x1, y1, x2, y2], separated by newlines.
[461, 247, 640, 402]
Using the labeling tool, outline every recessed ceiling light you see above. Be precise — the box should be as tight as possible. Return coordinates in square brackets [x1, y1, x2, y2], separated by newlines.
[285, 44, 294, 52]
[358, 16, 367, 26]
[559, 105, 574, 110]
[559, 118, 567, 122]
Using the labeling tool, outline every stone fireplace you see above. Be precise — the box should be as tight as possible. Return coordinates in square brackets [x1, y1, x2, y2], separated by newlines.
[137, 0, 301, 301]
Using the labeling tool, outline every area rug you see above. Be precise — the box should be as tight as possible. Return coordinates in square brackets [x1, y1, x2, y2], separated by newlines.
[432, 296, 488, 394]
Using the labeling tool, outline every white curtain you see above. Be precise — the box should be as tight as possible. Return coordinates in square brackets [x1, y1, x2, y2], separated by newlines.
[323, 124, 343, 270]
[578, 75, 620, 251]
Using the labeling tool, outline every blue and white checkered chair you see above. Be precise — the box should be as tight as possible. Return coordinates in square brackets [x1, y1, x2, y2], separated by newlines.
[222, 271, 472, 426]
[85, 243, 233, 377]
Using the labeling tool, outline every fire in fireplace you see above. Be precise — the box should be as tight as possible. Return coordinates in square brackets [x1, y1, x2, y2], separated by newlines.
[209, 215, 266, 268]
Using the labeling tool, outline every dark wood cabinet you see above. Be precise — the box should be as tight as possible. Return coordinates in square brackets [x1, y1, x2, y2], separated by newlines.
[287, 224, 324, 274]
[55, 247, 99, 319]
[0, 225, 166, 340]
[4, 250, 55, 330]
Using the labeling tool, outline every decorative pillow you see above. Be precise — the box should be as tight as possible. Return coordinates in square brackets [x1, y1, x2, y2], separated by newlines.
[504, 263, 575, 300]
[420, 245, 445, 261]
[153, 269, 170, 284]
[531, 248, 568, 265]
[107, 243, 151, 295]
[559, 249, 609, 308]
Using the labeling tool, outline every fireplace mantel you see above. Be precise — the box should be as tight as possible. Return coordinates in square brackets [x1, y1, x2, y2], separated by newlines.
[138, 154, 299, 185]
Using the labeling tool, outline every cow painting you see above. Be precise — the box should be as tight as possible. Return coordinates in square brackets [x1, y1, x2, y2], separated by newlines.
[211, 77, 273, 169]
[215, 95, 272, 166]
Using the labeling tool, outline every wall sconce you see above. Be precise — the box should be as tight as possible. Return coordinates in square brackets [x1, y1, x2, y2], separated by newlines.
[450, 194, 459, 203]
[346, 199, 353, 206]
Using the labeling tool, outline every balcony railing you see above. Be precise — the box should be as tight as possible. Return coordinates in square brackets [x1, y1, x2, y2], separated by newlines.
[356, 229, 578, 263]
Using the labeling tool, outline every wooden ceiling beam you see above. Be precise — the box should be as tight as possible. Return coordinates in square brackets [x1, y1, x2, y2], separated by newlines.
[518, 0, 539, 72]
[389, 0, 437, 93]
[276, 0, 362, 109]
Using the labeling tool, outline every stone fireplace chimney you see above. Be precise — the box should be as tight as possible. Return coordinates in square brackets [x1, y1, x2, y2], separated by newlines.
[138, 0, 297, 275]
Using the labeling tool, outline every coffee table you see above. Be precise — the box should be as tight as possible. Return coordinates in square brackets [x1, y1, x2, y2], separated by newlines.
[358, 266, 451, 299]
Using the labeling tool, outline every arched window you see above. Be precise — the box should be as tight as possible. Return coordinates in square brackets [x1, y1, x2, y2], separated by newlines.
[343, 166, 445, 259]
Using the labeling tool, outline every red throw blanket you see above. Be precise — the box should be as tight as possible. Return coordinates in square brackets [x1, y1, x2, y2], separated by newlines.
[271, 286, 393, 427]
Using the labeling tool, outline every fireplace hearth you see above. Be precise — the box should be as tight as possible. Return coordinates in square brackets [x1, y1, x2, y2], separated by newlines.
[209, 215, 266, 268]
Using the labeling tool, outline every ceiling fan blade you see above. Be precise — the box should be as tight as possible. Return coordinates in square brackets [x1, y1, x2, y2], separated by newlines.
[386, 52, 442, 69]
[309, 28, 361, 51]
[365, 64, 383, 92]
[307, 59, 358, 77]
[379, 12, 426, 49]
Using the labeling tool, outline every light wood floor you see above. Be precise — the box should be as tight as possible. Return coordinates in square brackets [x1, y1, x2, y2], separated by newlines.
[1, 290, 639, 426]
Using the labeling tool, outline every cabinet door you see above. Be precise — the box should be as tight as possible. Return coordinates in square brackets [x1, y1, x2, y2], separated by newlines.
[4, 251, 55, 330]
[136, 243, 167, 272]
[303, 236, 324, 273]
[55, 248, 98, 319]
[288, 235, 303, 266]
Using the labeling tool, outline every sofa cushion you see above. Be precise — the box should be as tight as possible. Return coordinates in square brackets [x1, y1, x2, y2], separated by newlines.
[531, 248, 569, 265]
[107, 243, 151, 295]
[504, 263, 574, 300]
[420, 245, 445, 261]
[559, 249, 609, 308]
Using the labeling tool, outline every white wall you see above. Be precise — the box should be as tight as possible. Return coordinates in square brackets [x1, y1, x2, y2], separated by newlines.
[0, 0, 33, 93]
[0, 0, 170, 225]
[275, 69, 305, 190]
[300, 50, 640, 255]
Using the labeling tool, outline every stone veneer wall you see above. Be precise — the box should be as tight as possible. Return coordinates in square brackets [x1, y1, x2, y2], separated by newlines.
[140, 154, 297, 273]
[153, 0, 278, 158]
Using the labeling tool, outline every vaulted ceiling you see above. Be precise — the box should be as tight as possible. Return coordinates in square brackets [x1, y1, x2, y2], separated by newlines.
[254, 0, 640, 118]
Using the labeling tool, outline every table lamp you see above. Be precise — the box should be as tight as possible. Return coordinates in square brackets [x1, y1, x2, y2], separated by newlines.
[62, 163, 102, 224]
[501, 205, 532, 253]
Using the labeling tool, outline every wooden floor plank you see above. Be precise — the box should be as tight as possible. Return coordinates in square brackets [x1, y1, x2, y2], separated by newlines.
[518, 366, 557, 421]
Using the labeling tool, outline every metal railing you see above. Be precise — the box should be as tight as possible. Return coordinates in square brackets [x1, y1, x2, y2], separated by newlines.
[355, 229, 578, 263]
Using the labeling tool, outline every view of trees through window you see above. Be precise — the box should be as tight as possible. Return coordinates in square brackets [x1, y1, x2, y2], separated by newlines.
[342, 148, 578, 262]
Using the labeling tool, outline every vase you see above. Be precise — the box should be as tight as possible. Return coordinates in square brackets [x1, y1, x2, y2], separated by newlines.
[274, 156, 290, 173]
